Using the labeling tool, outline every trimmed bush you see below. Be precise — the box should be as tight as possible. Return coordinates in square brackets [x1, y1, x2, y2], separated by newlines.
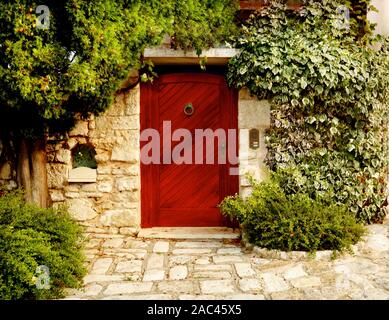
[0, 190, 86, 300]
[220, 176, 366, 253]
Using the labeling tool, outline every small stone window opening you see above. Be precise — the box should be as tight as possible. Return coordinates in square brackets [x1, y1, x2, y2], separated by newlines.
[72, 144, 97, 169]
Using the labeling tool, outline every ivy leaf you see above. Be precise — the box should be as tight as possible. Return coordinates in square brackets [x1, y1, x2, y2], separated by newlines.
[318, 114, 327, 123]
[347, 144, 356, 152]
[291, 99, 299, 107]
[302, 97, 310, 106]
[329, 127, 339, 135]
[239, 66, 248, 75]
[306, 116, 316, 124]
[315, 85, 324, 95]
[300, 78, 308, 89]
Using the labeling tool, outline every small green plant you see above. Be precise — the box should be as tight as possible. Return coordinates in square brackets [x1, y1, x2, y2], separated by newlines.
[219, 175, 366, 253]
[72, 144, 97, 169]
[0, 190, 86, 300]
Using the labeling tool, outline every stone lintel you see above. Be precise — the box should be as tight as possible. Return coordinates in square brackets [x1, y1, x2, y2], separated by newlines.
[143, 48, 240, 66]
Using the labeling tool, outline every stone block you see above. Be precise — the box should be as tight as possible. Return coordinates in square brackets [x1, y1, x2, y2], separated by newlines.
[172, 248, 213, 255]
[290, 276, 322, 289]
[193, 271, 231, 279]
[217, 247, 243, 255]
[100, 209, 139, 227]
[194, 265, 232, 272]
[95, 152, 110, 163]
[239, 279, 262, 292]
[153, 241, 170, 253]
[81, 183, 98, 192]
[283, 265, 308, 280]
[234, 263, 256, 278]
[146, 253, 165, 270]
[143, 270, 165, 281]
[64, 192, 80, 199]
[69, 121, 89, 137]
[175, 242, 222, 248]
[111, 191, 139, 203]
[106, 88, 140, 117]
[95, 116, 139, 131]
[102, 238, 124, 248]
[115, 260, 142, 273]
[47, 163, 68, 188]
[97, 182, 113, 193]
[56, 149, 71, 164]
[90, 258, 113, 275]
[112, 165, 139, 176]
[213, 256, 243, 264]
[261, 273, 289, 293]
[169, 266, 188, 280]
[50, 190, 65, 202]
[67, 198, 97, 221]
[111, 148, 139, 163]
[116, 177, 138, 191]
[119, 227, 139, 236]
[83, 275, 125, 284]
[200, 280, 235, 294]
[103, 282, 153, 295]
[157, 281, 196, 294]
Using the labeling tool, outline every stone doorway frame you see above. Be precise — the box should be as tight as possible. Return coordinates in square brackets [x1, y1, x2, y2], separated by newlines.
[45, 47, 270, 234]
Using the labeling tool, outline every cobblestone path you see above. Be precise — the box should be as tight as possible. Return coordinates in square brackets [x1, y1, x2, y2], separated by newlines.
[65, 222, 389, 300]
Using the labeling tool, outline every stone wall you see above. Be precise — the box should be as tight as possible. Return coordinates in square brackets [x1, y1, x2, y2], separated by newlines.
[238, 89, 271, 199]
[47, 85, 141, 235]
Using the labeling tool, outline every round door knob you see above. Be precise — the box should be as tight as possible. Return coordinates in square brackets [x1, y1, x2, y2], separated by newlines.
[184, 103, 194, 116]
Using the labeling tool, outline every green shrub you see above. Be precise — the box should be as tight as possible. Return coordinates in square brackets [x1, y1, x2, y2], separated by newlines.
[220, 176, 366, 253]
[0, 190, 86, 300]
[227, 0, 389, 223]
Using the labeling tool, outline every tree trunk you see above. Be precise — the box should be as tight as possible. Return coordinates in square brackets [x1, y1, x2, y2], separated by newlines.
[17, 138, 33, 203]
[31, 138, 49, 208]
[16, 137, 49, 208]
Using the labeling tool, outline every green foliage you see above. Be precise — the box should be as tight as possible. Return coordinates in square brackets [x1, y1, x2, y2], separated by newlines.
[0, 1, 171, 133]
[228, 0, 389, 222]
[0, 0, 237, 138]
[0, 190, 86, 300]
[72, 144, 97, 169]
[171, 0, 238, 54]
[220, 176, 366, 253]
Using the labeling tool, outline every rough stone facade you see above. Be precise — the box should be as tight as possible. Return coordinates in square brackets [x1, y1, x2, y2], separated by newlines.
[47, 85, 141, 235]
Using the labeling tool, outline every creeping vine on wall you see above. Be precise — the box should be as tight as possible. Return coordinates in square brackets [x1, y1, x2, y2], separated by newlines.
[228, 0, 389, 222]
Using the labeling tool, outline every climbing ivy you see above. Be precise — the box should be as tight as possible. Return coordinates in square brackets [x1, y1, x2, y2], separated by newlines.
[228, 0, 389, 222]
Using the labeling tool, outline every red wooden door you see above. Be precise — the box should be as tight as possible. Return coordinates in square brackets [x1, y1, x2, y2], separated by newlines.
[141, 73, 238, 227]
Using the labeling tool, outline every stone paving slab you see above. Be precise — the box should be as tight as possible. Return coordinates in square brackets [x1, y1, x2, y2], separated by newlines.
[65, 221, 389, 300]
